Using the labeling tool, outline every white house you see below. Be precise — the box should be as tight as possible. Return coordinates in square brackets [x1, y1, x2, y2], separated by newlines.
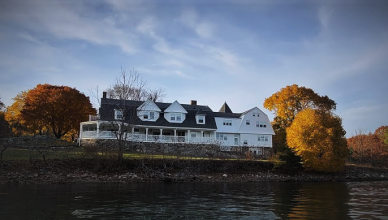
[79, 92, 275, 154]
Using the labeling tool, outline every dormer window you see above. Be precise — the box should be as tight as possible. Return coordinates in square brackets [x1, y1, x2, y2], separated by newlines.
[143, 112, 149, 119]
[176, 114, 182, 121]
[196, 115, 205, 124]
[150, 112, 154, 119]
[115, 109, 123, 120]
[171, 113, 175, 121]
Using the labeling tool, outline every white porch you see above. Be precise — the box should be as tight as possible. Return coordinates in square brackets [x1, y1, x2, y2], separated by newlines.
[79, 121, 217, 144]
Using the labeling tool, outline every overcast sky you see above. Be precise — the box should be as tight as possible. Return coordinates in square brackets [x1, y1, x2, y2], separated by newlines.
[0, 0, 387, 137]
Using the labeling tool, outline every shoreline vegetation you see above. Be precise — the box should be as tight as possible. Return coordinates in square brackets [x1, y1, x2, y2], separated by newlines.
[1, 152, 388, 184]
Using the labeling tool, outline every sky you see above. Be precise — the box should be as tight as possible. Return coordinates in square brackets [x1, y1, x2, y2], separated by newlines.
[0, 0, 387, 137]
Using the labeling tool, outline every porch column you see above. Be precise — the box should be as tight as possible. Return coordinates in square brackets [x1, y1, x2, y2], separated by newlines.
[174, 129, 177, 143]
[187, 130, 191, 143]
[201, 131, 204, 143]
[96, 122, 100, 138]
[145, 128, 149, 141]
[78, 124, 82, 146]
[132, 127, 134, 134]
[160, 128, 163, 141]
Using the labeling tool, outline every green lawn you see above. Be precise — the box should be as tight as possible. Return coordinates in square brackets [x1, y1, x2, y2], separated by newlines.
[1, 147, 215, 161]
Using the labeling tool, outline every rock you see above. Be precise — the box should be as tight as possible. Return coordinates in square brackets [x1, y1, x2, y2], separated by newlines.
[223, 174, 228, 178]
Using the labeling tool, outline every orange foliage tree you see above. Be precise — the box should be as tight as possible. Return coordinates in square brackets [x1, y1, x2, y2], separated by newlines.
[264, 84, 337, 167]
[21, 84, 96, 139]
[4, 91, 36, 135]
[347, 127, 388, 166]
[286, 109, 348, 172]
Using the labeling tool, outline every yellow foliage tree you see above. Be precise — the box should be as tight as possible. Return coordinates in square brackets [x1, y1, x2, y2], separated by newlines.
[286, 108, 348, 172]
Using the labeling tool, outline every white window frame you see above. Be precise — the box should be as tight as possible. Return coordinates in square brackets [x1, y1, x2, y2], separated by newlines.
[176, 113, 182, 121]
[171, 113, 176, 121]
[114, 109, 124, 120]
[197, 115, 205, 124]
[150, 111, 154, 119]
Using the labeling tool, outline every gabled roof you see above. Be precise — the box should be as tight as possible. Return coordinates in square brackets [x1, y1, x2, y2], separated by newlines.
[137, 99, 161, 112]
[99, 98, 216, 129]
[219, 102, 233, 113]
[164, 100, 188, 114]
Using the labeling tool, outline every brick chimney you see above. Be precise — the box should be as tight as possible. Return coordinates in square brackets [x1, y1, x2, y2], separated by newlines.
[191, 100, 197, 105]
[103, 91, 107, 99]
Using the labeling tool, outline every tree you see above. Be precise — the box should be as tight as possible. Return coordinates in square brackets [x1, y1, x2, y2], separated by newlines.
[286, 109, 348, 172]
[264, 84, 337, 168]
[4, 91, 37, 135]
[375, 126, 388, 145]
[347, 127, 388, 166]
[264, 84, 336, 127]
[21, 84, 96, 139]
[105, 68, 165, 161]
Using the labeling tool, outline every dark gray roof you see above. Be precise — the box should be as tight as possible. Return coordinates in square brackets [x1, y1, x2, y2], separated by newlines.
[219, 102, 233, 113]
[99, 98, 217, 129]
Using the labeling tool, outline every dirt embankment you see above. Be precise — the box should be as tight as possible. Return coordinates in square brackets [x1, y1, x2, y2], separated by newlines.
[1, 159, 387, 184]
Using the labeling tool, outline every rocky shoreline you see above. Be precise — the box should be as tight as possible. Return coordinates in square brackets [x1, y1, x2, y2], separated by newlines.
[1, 160, 388, 184]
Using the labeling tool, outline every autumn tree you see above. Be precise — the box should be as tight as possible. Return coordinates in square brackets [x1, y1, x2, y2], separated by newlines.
[21, 84, 96, 139]
[287, 109, 348, 172]
[347, 127, 388, 166]
[264, 84, 337, 167]
[0, 97, 12, 138]
[375, 126, 388, 146]
[4, 91, 38, 135]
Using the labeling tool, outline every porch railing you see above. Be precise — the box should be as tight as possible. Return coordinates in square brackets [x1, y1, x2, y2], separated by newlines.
[80, 131, 217, 144]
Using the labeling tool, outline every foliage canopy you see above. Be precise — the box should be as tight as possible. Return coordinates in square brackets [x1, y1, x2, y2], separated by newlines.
[287, 109, 348, 172]
[20, 84, 96, 139]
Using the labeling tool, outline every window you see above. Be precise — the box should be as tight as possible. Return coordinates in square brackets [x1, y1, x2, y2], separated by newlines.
[191, 133, 196, 138]
[256, 121, 260, 127]
[143, 112, 148, 119]
[246, 120, 250, 125]
[176, 114, 182, 121]
[243, 140, 248, 145]
[150, 112, 154, 119]
[171, 113, 175, 121]
[259, 122, 267, 128]
[197, 115, 205, 124]
[223, 119, 232, 126]
[217, 133, 227, 141]
[115, 109, 123, 120]
[258, 135, 268, 142]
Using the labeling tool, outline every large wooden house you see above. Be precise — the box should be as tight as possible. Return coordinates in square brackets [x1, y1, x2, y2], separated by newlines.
[79, 92, 275, 154]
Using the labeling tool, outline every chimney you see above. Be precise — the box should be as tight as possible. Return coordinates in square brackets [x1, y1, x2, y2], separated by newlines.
[103, 92, 107, 99]
[191, 100, 197, 105]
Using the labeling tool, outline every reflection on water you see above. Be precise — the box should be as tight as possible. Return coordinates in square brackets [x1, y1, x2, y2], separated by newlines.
[0, 181, 388, 219]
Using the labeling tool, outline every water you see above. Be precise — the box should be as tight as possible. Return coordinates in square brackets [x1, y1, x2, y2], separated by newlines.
[1, 181, 388, 219]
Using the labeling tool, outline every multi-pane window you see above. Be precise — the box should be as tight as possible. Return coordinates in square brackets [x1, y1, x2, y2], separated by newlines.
[171, 113, 176, 121]
[150, 112, 154, 119]
[176, 114, 181, 121]
[143, 112, 148, 119]
[191, 133, 196, 138]
[258, 135, 268, 142]
[223, 119, 232, 126]
[217, 133, 228, 141]
[256, 121, 260, 127]
[115, 109, 123, 120]
[171, 113, 182, 121]
[198, 116, 204, 124]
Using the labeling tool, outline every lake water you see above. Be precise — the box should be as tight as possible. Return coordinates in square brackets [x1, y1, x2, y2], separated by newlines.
[1, 181, 388, 219]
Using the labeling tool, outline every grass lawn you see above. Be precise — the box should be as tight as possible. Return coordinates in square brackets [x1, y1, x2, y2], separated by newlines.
[1, 147, 217, 161]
